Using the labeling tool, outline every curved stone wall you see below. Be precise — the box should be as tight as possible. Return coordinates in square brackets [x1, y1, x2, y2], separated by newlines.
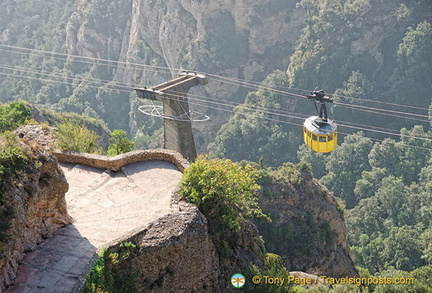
[52, 149, 190, 172]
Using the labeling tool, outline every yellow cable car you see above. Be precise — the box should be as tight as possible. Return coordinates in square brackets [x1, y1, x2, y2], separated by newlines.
[303, 90, 338, 153]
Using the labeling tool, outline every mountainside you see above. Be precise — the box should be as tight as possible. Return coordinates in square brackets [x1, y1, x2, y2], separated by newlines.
[1, 1, 432, 288]
[255, 162, 356, 278]
[0, 0, 304, 135]
[0, 0, 430, 150]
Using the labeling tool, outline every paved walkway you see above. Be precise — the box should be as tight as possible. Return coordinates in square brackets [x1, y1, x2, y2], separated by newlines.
[5, 160, 182, 293]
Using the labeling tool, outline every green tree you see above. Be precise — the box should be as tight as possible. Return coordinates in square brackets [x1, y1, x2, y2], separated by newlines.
[333, 71, 378, 128]
[350, 233, 385, 273]
[373, 267, 417, 293]
[0, 101, 32, 132]
[375, 176, 414, 228]
[391, 21, 432, 107]
[354, 167, 387, 201]
[382, 226, 425, 271]
[368, 126, 432, 185]
[321, 132, 373, 208]
[399, 125, 432, 183]
[208, 71, 300, 166]
[107, 129, 134, 156]
[96, 85, 130, 131]
[420, 227, 432, 265]
[179, 155, 268, 251]
[297, 144, 326, 179]
[347, 196, 387, 244]
[410, 266, 432, 292]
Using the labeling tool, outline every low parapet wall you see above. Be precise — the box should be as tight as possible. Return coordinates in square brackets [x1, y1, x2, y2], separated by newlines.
[52, 149, 190, 172]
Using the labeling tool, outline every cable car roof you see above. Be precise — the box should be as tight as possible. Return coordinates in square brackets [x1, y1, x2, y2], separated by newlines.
[304, 116, 337, 135]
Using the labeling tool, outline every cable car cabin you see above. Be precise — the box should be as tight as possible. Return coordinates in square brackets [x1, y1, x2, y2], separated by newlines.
[303, 116, 337, 153]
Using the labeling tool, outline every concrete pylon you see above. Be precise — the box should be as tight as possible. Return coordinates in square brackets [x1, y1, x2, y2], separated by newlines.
[135, 71, 208, 161]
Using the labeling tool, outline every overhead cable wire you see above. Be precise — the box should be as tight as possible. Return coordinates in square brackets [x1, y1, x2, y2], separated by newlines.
[183, 98, 432, 152]
[209, 74, 430, 122]
[1, 61, 421, 139]
[1, 43, 430, 115]
[0, 66, 430, 145]
[0, 44, 173, 74]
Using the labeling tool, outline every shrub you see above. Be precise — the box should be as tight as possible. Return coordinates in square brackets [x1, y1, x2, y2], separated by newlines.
[0, 132, 29, 242]
[0, 101, 32, 132]
[180, 155, 269, 250]
[107, 129, 134, 156]
[244, 253, 293, 292]
[84, 242, 138, 293]
[54, 121, 102, 154]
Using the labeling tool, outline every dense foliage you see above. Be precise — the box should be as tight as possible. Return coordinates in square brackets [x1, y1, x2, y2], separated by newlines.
[245, 253, 293, 293]
[54, 121, 102, 154]
[180, 155, 268, 253]
[299, 127, 432, 277]
[208, 71, 300, 165]
[0, 101, 32, 132]
[84, 242, 138, 293]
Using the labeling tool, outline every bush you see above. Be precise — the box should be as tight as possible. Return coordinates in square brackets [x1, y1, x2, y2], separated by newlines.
[0, 101, 32, 132]
[180, 155, 269, 248]
[0, 132, 29, 242]
[107, 129, 134, 156]
[84, 242, 138, 293]
[54, 121, 102, 154]
[244, 253, 293, 292]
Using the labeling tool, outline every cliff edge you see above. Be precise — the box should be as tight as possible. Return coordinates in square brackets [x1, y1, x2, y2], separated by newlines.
[0, 135, 72, 291]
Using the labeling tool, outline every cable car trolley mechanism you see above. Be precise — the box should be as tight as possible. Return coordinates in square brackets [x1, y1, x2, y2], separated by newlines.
[303, 90, 337, 153]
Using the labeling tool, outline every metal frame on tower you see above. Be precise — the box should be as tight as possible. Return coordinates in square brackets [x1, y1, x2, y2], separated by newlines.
[134, 71, 208, 161]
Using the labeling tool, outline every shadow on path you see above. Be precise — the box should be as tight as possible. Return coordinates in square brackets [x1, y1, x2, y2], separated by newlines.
[5, 160, 182, 293]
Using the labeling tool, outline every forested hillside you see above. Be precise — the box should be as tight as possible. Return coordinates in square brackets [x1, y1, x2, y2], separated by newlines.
[1, 0, 432, 289]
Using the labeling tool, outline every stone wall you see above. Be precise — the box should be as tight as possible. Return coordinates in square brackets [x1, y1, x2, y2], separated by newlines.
[52, 149, 190, 172]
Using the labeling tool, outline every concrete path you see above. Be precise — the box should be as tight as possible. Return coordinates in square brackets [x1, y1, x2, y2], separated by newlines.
[5, 160, 182, 293]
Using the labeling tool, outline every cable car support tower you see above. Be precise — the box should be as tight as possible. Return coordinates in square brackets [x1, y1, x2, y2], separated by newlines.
[135, 71, 209, 161]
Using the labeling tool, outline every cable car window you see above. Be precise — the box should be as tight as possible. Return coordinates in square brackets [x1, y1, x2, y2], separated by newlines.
[328, 134, 333, 142]
[319, 136, 327, 142]
[312, 134, 317, 141]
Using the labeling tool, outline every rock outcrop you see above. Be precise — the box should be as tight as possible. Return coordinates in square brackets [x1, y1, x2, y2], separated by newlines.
[106, 207, 220, 293]
[97, 191, 266, 293]
[255, 163, 357, 278]
[0, 136, 72, 291]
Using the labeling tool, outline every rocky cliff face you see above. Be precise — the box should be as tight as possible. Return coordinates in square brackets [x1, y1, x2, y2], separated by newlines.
[255, 163, 357, 278]
[98, 194, 265, 293]
[64, 0, 307, 149]
[66, 0, 305, 86]
[0, 130, 72, 291]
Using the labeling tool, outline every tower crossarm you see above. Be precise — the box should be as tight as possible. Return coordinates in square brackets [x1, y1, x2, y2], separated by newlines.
[135, 71, 207, 101]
